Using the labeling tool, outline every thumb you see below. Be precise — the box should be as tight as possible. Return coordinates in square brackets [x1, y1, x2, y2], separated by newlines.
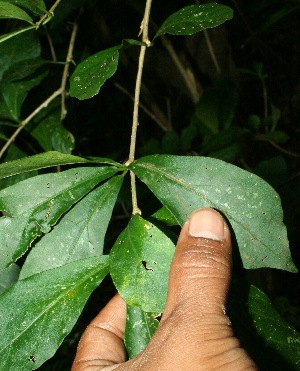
[163, 208, 232, 319]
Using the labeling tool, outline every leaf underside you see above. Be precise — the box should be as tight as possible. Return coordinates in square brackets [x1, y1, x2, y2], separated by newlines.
[0, 256, 109, 370]
[130, 155, 297, 272]
[0, 166, 118, 270]
[20, 175, 123, 278]
[110, 214, 175, 312]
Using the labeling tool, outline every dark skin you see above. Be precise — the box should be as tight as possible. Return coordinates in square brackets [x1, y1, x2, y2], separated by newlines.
[72, 208, 257, 370]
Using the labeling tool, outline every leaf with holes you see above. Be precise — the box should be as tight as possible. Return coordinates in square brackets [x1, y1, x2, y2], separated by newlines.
[0, 166, 118, 270]
[20, 175, 123, 278]
[129, 155, 297, 272]
[70, 46, 120, 100]
[154, 3, 233, 39]
[125, 305, 160, 359]
[110, 215, 175, 312]
[0, 255, 109, 370]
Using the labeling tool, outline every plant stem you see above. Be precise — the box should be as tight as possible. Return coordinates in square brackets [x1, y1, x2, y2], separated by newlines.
[127, 1, 152, 164]
[36, 0, 62, 28]
[114, 82, 169, 131]
[60, 21, 78, 120]
[159, 35, 200, 104]
[0, 90, 62, 159]
[203, 29, 221, 74]
[126, 0, 153, 214]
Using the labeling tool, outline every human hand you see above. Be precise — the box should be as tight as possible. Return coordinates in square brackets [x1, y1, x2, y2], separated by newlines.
[72, 208, 257, 370]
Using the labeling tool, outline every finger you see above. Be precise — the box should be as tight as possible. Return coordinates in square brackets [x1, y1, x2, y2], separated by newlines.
[163, 208, 232, 319]
[124, 209, 257, 370]
[72, 294, 127, 371]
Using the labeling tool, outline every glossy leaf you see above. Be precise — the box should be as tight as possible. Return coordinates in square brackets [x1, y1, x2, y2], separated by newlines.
[125, 305, 160, 359]
[0, 25, 35, 44]
[151, 206, 178, 226]
[2, 0, 47, 16]
[0, 145, 38, 191]
[0, 166, 118, 270]
[70, 46, 119, 100]
[154, 3, 233, 39]
[0, 1, 33, 23]
[0, 255, 109, 370]
[110, 215, 175, 312]
[0, 151, 104, 180]
[130, 155, 297, 272]
[0, 263, 20, 294]
[20, 175, 123, 278]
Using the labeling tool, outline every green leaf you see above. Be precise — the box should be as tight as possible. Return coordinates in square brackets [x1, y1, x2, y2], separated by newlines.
[122, 38, 146, 47]
[0, 1, 33, 23]
[249, 286, 300, 367]
[180, 123, 198, 152]
[0, 151, 90, 180]
[20, 175, 123, 278]
[201, 126, 247, 154]
[130, 155, 297, 272]
[0, 263, 20, 294]
[151, 206, 178, 226]
[161, 131, 179, 154]
[0, 30, 40, 80]
[0, 25, 35, 44]
[0, 145, 38, 191]
[125, 305, 160, 359]
[0, 255, 109, 370]
[190, 88, 220, 135]
[110, 215, 175, 312]
[154, 3, 233, 39]
[70, 46, 120, 100]
[256, 130, 289, 144]
[28, 100, 75, 153]
[2, 57, 47, 82]
[0, 69, 48, 121]
[0, 166, 118, 270]
[1, 0, 47, 16]
[229, 281, 300, 369]
[255, 156, 287, 188]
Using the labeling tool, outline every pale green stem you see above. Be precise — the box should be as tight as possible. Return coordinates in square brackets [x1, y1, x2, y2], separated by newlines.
[126, 0, 153, 215]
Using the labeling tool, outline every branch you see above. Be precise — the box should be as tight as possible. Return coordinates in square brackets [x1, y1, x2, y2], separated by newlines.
[129, 1, 202, 105]
[159, 35, 200, 104]
[203, 29, 221, 74]
[115, 83, 169, 131]
[257, 138, 300, 158]
[126, 0, 153, 215]
[36, 0, 62, 28]
[0, 90, 62, 159]
[60, 21, 78, 120]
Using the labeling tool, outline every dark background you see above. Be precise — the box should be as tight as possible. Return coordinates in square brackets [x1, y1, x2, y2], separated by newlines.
[1, 0, 300, 369]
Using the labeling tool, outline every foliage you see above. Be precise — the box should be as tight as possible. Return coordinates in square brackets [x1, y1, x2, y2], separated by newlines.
[0, 0, 299, 369]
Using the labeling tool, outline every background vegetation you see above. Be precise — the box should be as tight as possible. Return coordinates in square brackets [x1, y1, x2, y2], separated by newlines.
[0, 0, 300, 369]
